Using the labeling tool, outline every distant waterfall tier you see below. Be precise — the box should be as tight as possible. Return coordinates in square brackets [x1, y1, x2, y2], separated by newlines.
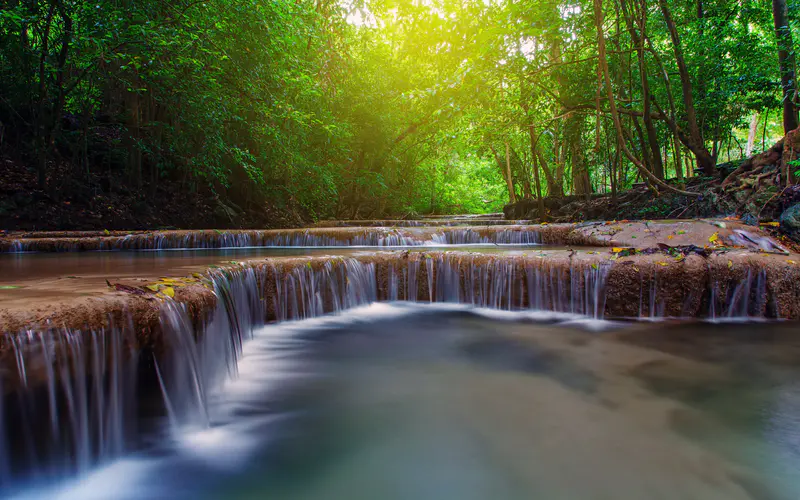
[0, 226, 575, 252]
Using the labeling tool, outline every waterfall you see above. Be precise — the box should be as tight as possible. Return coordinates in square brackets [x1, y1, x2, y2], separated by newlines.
[0, 227, 548, 252]
[0, 250, 787, 490]
[0, 327, 137, 490]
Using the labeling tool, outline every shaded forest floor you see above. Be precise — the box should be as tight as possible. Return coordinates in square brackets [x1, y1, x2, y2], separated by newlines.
[507, 178, 800, 223]
[0, 154, 305, 231]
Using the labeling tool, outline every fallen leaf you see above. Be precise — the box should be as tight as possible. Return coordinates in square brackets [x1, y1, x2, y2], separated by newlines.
[632, 266, 640, 272]
[657, 261, 668, 266]
[162, 287, 175, 298]
[728, 260, 733, 269]
[591, 263, 598, 270]
[763, 222, 780, 227]
[709, 232, 719, 243]
[667, 235, 674, 240]
[0, 285, 21, 290]
[146, 284, 160, 292]
[677, 230, 686, 235]
[789, 260, 797, 265]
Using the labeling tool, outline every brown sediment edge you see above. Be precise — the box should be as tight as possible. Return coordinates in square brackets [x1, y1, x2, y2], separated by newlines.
[2, 249, 798, 335]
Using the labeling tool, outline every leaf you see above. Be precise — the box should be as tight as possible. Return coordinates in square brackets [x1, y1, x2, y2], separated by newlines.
[591, 263, 598, 270]
[667, 235, 674, 240]
[631, 235, 637, 239]
[657, 261, 668, 266]
[0, 285, 21, 290]
[103, 229, 110, 235]
[789, 260, 797, 265]
[708, 232, 719, 243]
[727, 260, 733, 269]
[612, 247, 624, 253]
[632, 266, 640, 272]
[146, 284, 160, 292]
[162, 287, 175, 298]
[677, 230, 686, 235]
[763, 222, 780, 227]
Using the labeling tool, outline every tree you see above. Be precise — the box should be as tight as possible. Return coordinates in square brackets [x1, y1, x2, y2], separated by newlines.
[772, 0, 798, 133]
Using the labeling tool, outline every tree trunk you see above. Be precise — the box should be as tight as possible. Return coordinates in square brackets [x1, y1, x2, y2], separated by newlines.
[527, 126, 546, 220]
[673, 133, 683, 180]
[622, 0, 664, 179]
[490, 145, 517, 204]
[773, 0, 799, 133]
[504, 142, 517, 204]
[657, 0, 717, 176]
[593, 0, 700, 197]
[745, 113, 760, 157]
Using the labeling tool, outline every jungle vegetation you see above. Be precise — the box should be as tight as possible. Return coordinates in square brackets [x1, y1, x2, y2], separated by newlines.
[0, 0, 797, 219]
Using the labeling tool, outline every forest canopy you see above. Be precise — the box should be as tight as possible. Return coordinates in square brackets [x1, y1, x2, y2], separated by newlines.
[0, 0, 797, 221]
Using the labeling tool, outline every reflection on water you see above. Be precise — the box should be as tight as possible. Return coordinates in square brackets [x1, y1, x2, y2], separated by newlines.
[12, 304, 800, 500]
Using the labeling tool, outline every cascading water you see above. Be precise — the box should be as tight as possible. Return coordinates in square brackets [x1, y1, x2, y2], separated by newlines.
[0, 247, 792, 494]
[0, 327, 137, 491]
[0, 226, 549, 252]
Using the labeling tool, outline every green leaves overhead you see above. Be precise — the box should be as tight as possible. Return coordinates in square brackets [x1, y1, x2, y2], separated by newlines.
[0, 0, 792, 218]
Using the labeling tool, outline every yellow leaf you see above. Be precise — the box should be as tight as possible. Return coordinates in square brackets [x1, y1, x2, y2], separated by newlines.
[727, 260, 733, 269]
[612, 247, 623, 253]
[657, 261, 668, 266]
[709, 232, 719, 243]
[667, 235, 674, 240]
[763, 222, 780, 227]
[146, 284, 160, 292]
[632, 266, 640, 272]
[162, 287, 175, 298]
[789, 260, 797, 265]
[591, 263, 598, 270]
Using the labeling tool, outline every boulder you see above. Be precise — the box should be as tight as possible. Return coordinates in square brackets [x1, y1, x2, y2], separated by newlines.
[780, 202, 800, 242]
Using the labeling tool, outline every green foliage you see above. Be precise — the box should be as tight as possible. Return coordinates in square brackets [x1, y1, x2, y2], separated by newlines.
[0, 0, 794, 220]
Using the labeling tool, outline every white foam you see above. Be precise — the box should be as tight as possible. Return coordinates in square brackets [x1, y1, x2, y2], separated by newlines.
[10, 459, 154, 500]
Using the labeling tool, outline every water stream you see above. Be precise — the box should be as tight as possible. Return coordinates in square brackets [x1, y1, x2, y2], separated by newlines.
[8, 304, 800, 500]
[0, 219, 798, 499]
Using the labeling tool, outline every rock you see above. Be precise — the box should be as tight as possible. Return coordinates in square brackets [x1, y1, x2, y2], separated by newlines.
[780, 203, 800, 242]
[741, 213, 758, 226]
